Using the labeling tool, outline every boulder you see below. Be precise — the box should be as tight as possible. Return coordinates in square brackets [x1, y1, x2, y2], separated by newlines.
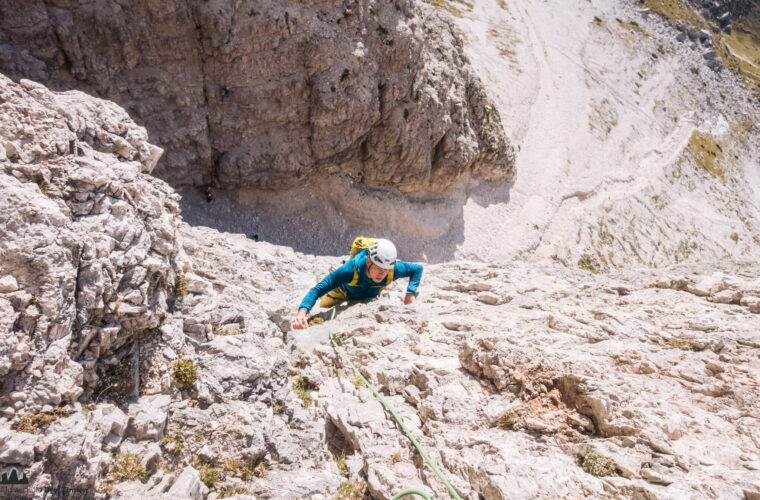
[126, 395, 171, 441]
[166, 466, 208, 500]
[0, 427, 36, 465]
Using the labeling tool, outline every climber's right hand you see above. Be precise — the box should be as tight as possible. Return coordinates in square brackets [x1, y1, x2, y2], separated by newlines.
[292, 309, 309, 330]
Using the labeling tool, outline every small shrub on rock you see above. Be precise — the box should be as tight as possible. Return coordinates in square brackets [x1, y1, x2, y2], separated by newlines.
[578, 451, 620, 477]
[173, 359, 198, 390]
[94, 359, 134, 402]
[497, 412, 515, 430]
[175, 275, 189, 296]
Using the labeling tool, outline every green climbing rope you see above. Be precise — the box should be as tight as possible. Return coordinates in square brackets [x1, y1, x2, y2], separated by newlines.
[327, 307, 462, 500]
[392, 489, 433, 500]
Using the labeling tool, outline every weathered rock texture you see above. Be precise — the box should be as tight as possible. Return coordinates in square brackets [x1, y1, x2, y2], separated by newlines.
[0, 73, 181, 423]
[0, 0, 514, 195]
[1, 74, 757, 495]
[1, 1, 760, 498]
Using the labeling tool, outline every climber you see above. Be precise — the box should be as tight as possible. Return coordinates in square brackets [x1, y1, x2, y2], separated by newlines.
[291, 239, 423, 329]
[200, 185, 213, 202]
[221, 87, 231, 102]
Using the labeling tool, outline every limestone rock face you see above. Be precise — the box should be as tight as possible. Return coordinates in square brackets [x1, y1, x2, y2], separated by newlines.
[1, 5, 759, 496]
[0, 0, 514, 195]
[0, 126, 758, 498]
[0, 74, 181, 414]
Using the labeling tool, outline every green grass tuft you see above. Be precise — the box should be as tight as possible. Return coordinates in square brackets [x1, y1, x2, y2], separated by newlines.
[337, 479, 367, 499]
[110, 453, 149, 483]
[219, 486, 254, 498]
[578, 253, 602, 274]
[160, 430, 185, 455]
[293, 375, 316, 408]
[197, 460, 218, 489]
[334, 453, 349, 477]
[13, 408, 70, 434]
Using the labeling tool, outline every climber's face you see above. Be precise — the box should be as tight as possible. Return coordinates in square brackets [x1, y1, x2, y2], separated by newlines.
[366, 260, 389, 283]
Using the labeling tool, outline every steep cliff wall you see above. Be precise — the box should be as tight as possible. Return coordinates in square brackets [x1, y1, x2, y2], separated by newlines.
[0, 73, 180, 413]
[0, 0, 514, 196]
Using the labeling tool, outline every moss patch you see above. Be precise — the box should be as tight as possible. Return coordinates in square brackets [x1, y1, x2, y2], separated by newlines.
[214, 325, 242, 335]
[308, 316, 325, 326]
[668, 337, 697, 351]
[351, 374, 365, 390]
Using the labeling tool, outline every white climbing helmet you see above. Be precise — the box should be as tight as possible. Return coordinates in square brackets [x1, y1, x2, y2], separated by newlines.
[369, 239, 397, 270]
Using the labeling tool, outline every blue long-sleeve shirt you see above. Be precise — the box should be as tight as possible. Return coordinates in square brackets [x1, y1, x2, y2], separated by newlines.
[299, 249, 423, 312]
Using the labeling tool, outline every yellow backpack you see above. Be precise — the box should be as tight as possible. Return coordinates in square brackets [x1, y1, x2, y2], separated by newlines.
[350, 236, 379, 257]
[348, 236, 394, 286]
